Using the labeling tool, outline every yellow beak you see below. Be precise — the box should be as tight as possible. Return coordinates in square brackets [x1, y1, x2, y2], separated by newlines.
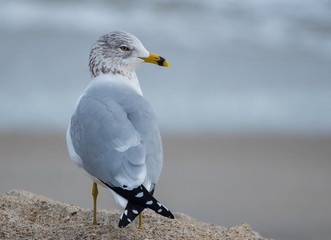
[139, 53, 170, 67]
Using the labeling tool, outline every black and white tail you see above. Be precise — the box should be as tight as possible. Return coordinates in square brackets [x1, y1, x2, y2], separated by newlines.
[101, 181, 174, 227]
[118, 201, 144, 228]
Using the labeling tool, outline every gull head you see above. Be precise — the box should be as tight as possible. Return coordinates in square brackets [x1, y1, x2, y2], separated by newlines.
[89, 31, 169, 78]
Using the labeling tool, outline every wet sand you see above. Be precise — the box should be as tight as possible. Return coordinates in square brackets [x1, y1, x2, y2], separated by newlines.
[0, 132, 330, 240]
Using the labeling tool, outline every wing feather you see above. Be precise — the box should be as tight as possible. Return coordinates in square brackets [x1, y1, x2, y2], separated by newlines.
[68, 79, 163, 190]
[70, 95, 145, 187]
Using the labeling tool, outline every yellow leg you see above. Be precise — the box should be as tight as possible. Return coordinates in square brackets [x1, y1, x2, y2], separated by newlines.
[138, 212, 143, 230]
[92, 182, 98, 225]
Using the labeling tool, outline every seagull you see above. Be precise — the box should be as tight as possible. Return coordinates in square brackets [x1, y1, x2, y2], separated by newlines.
[66, 31, 174, 228]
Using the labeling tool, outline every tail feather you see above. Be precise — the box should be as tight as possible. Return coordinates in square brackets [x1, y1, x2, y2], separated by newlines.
[111, 184, 174, 219]
[118, 201, 144, 228]
[100, 180, 174, 227]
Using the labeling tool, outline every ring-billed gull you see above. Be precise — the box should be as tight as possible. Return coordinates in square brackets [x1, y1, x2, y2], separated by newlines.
[66, 31, 174, 228]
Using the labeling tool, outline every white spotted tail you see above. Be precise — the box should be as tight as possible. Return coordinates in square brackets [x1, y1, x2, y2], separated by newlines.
[110, 184, 174, 227]
[100, 181, 174, 227]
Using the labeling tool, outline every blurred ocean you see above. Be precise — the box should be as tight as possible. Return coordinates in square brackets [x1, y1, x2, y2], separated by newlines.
[0, 0, 331, 134]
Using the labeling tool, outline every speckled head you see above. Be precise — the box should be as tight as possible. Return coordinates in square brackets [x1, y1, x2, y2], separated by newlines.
[89, 31, 169, 78]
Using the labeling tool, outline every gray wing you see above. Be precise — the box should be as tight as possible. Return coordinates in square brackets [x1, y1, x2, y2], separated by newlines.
[127, 99, 163, 186]
[70, 94, 162, 189]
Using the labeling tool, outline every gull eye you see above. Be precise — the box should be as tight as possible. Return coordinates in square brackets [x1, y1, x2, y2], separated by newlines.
[120, 46, 130, 51]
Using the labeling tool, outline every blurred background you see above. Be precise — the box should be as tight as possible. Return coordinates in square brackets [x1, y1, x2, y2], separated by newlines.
[0, 0, 330, 239]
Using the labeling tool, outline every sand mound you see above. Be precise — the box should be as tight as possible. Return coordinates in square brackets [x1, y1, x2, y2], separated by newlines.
[0, 190, 270, 239]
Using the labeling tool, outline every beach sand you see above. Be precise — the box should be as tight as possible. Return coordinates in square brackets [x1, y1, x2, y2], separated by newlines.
[0, 132, 330, 240]
[0, 190, 268, 239]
